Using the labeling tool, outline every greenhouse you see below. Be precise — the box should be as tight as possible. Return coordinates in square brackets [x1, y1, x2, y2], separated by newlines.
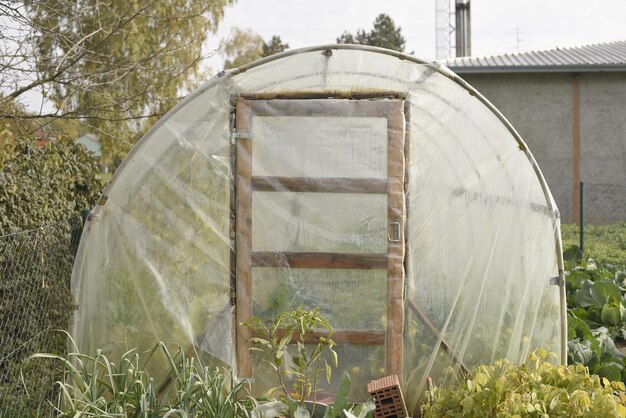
[71, 44, 566, 413]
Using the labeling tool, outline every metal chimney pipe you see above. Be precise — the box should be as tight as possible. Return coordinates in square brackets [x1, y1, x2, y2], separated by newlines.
[455, 0, 471, 57]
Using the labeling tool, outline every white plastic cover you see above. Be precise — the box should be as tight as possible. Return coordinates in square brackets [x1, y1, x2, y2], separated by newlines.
[71, 46, 564, 414]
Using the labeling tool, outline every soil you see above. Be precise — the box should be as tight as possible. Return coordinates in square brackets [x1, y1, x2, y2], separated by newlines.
[615, 339, 626, 355]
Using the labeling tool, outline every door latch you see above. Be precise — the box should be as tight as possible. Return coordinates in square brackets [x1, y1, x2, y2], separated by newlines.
[389, 220, 401, 242]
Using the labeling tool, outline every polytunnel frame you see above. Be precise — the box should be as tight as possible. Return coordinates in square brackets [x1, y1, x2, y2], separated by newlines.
[80, 44, 568, 369]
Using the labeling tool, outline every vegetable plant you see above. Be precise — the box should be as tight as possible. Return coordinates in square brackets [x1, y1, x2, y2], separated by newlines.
[423, 348, 626, 417]
[244, 307, 338, 416]
[565, 254, 626, 386]
[566, 257, 626, 341]
[245, 307, 376, 418]
[28, 335, 257, 417]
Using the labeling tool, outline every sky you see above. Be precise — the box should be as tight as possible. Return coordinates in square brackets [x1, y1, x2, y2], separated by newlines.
[20, 0, 626, 111]
[205, 0, 626, 71]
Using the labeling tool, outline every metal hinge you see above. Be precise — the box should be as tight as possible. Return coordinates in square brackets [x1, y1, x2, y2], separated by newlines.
[233, 132, 253, 140]
[229, 112, 236, 144]
[230, 106, 252, 140]
[549, 276, 564, 286]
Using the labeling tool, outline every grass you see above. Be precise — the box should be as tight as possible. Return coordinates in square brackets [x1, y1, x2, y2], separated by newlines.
[97, 172, 112, 185]
[561, 221, 626, 267]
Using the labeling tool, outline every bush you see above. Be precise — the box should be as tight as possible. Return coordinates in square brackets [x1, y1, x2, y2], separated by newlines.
[0, 128, 101, 234]
[423, 349, 626, 417]
[0, 130, 101, 415]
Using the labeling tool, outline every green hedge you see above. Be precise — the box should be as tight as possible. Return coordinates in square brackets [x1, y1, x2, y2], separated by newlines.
[0, 131, 101, 415]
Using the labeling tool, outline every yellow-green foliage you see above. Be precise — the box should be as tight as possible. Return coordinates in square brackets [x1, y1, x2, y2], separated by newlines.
[423, 349, 626, 417]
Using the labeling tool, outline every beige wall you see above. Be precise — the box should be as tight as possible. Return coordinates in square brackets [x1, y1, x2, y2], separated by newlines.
[580, 73, 626, 185]
[457, 72, 626, 223]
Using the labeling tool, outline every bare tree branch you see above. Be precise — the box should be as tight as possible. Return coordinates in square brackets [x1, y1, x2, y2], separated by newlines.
[0, 0, 233, 165]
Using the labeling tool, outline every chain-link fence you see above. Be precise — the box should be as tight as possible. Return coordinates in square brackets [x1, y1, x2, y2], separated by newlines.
[576, 182, 626, 264]
[0, 217, 83, 417]
[580, 182, 626, 226]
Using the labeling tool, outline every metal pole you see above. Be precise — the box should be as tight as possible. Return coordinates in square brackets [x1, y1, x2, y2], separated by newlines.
[579, 181, 584, 255]
[81, 209, 90, 226]
[455, 0, 471, 57]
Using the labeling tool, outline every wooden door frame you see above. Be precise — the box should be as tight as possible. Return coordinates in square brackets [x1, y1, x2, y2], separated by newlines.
[234, 98, 405, 378]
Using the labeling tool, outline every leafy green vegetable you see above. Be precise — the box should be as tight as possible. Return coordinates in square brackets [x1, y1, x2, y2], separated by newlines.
[566, 257, 626, 341]
[423, 349, 626, 417]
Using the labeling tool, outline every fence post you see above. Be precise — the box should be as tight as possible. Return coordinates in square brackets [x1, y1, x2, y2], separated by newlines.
[81, 209, 90, 226]
[579, 181, 584, 255]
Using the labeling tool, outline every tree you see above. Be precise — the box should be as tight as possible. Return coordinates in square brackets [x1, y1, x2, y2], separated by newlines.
[222, 27, 264, 69]
[262, 35, 290, 57]
[222, 28, 289, 69]
[336, 13, 406, 52]
[0, 1, 234, 167]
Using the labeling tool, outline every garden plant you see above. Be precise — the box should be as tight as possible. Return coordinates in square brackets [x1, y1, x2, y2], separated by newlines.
[15, 226, 626, 416]
[245, 307, 375, 418]
[29, 335, 257, 417]
[422, 349, 626, 417]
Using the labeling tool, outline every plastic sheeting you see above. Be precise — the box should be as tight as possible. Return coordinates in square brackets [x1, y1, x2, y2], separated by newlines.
[71, 45, 565, 414]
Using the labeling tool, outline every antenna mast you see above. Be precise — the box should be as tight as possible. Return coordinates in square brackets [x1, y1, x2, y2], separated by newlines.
[435, 0, 453, 59]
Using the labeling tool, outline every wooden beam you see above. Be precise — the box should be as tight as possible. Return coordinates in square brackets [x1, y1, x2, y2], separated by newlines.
[407, 299, 469, 374]
[249, 99, 399, 118]
[252, 176, 387, 194]
[235, 99, 254, 377]
[572, 75, 581, 225]
[252, 251, 388, 269]
[238, 91, 407, 102]
[385, 101, 405, 376]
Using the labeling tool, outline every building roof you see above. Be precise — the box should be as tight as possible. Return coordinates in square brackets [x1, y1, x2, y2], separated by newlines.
[76, 133, 102, 157]
[441, 40, 626, 74]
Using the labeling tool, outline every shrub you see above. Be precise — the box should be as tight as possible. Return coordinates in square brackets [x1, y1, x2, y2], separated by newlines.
[0, 128, 101, 234]
[0, 130, 101, 415]
[423, 349, 626, 417]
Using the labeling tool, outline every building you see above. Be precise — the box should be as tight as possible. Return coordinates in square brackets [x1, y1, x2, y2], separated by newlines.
[441, 40, 626, 223]
[76, 133, 108, 173]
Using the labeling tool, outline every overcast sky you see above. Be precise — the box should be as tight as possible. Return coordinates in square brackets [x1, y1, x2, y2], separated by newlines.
[205, 0, 626, 70]
[20, 1, 626, 111]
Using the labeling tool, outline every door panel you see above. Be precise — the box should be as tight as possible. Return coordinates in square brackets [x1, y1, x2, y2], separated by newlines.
[251, 115, 388, 178]
[252, 192, 387, 253]
[235, 99, 405, 391]
[252, 267, 388, 330]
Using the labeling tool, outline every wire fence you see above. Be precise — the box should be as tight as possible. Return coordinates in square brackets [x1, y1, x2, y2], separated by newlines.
[580, 182, 626, 226]
[0, 217, 83, 417]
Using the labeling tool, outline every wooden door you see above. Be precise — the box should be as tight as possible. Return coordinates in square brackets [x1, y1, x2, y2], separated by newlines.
[234, 98, 405, 382]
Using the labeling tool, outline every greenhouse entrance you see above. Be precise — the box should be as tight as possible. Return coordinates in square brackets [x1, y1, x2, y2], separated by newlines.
[233, 98, 406, 382]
